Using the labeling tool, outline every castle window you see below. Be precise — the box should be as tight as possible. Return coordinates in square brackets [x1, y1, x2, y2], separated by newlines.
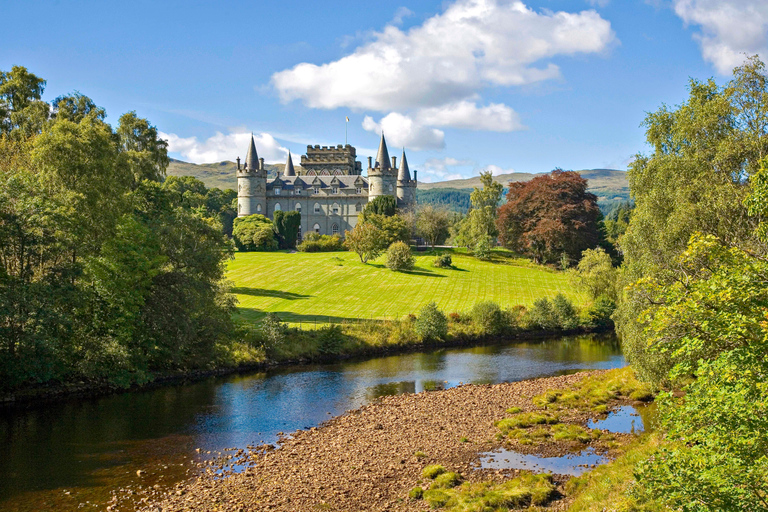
[238, 184, 241, 192]
[332, 223, 339, 235]
[275, 187, 281, 195]
[314, 203, 321, 213]
[274, 203, 282, 213]
[356, 187, 362, 194]
[356, 202, 362, 212]
[332, 203, 339, 215]
[388, 184, 393, 193]
[295, 202, 301, 212]
[257, 204, 262, 213]
[297, 225, 302, 240]
[332, 187, 338, 194]
[238, 203, 241, 213]
[313, 223, 321, 234]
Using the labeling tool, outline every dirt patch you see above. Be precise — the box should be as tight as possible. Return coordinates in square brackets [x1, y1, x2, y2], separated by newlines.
[133, 370, 635, 512]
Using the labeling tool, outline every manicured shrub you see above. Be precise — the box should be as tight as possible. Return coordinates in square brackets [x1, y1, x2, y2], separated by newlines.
[386, 241, 415, 271]
[433, 253, 452, 268]
[415, 302, 448, 341]
[471, 300, 505, 335]
[297, 233, 345, 252]
[552, 293, 579, 330]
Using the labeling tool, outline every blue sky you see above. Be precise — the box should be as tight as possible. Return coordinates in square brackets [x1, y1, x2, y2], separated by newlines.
[3, 0, 767, 182]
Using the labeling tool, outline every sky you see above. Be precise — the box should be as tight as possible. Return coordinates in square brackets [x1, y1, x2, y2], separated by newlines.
[3, 0, 768, 182]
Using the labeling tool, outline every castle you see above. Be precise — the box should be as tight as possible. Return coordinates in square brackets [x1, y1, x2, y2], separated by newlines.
[236, 133, 417, 238]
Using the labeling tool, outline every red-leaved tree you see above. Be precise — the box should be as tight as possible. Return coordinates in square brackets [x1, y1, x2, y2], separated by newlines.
[496, 169, 602, 264]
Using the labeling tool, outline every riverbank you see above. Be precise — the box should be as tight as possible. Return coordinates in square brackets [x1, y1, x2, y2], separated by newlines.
[0, 324, 614, 409]
[132, 368, 653, 512]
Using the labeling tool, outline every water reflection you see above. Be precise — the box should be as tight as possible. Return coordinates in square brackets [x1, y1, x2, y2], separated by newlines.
[479, 447, 609, 476]
[0, 333, 623, 512]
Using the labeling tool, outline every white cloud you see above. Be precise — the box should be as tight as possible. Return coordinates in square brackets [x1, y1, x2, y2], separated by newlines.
[392, 6, 414, 25]
[673, 0, 768, 74]
[272, 0, 615, 112]
[586, 0, 610, 7]
[362, 113, 445, 150]
[418, 157, 475, 182]
[417, 101, 524, 131]
[160, 129, 289, 164]
[485, 164, 516, 176]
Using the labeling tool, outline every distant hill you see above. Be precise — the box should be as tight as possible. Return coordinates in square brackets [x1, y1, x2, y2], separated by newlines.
[166, 159, 299, 191]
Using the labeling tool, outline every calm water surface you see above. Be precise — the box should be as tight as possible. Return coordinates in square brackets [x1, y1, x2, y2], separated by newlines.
[0, 334, 623, 511]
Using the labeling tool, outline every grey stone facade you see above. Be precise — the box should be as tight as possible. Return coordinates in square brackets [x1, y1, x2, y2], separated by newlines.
[237, 134, 416, 237]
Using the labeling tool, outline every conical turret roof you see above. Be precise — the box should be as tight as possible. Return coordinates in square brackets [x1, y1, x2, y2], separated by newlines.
[398, 149, 411, 181]
[375, 132, 390, 170]
[245, 134, 258, 170]
[284, 150, 296, 176]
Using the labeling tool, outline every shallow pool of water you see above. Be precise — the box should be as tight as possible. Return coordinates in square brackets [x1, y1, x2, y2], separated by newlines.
[479, 446, 609, 476]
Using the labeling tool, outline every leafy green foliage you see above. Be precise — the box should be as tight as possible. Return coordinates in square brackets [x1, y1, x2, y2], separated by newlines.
[344, 221, 384, 263]
[232, 214, 278, 251]
[414, 302, 448, 341]
[273, 210, 301, 249]
[470, 300, 505, 335]
[362, 194, 397, 217]
[452, 172, 503, 248]
[0, 67, 237, 390]
[472, 234, 492, 260]
[365, 213, 410, 247]
[552, 293, 579, 330]
[527, 297, 558, 330]
[296, 233, 345, 252]
[573, 247, 617, 301]
[415, 204, 451, 248]
[385, 241, 414, 271]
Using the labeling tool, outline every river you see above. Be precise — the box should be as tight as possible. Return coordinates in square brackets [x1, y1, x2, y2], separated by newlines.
[0, 333, 623, 511]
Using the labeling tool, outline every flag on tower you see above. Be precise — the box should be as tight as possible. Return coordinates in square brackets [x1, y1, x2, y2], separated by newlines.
[346, 116, 349, 122]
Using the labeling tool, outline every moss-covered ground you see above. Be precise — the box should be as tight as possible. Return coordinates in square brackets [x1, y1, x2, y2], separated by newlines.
[226, 248, 584, 325]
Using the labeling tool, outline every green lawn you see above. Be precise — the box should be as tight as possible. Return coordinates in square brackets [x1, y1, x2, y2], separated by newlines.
[227, 249, 585, 325]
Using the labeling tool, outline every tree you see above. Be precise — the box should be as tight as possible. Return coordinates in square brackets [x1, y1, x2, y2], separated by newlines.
[117, 111, 169, 185]
[496, 169, 602, 264]
[344, 221, 384, 263]
[365, 213, 410, 247]
[615, 56, 768, 384]
[573, 247, 617, 301]
[415, 204, 451, 249]
[453, 171, 503, 248]
[232, 214, 278, 251]
[362, 195, 397, 218]
[0, 66, 48, 136]
[273, 210, 301, 249]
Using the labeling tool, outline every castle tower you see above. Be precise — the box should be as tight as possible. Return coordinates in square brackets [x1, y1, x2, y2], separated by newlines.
[237, 135, 267, 217]
[284, 150, 296, 176]
[367, 133, 398, 201]
[396, 149, 417, 208]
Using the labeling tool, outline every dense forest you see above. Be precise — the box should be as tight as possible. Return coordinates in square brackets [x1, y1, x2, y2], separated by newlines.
[0, 67, 242, 390]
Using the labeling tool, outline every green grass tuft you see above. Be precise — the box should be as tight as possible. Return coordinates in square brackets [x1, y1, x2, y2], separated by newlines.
[430, 472, 462, 489]
[422, 464, 447, 479]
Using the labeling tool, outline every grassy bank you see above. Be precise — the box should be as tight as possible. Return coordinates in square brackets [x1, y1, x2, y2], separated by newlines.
[227, 248, 585, 325]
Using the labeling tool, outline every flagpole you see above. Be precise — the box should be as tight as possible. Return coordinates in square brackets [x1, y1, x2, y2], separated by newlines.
[345, 116, 349, 145]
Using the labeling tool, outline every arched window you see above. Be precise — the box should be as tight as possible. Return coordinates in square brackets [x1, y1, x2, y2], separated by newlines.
[355, 202, 362, 212]
[295, 202, 301, 212]
[314, 202, 321, 213]
[307, 170, 316, 176]
[332, 223, 339, 235]
[274, 203, 282, 213]
[388, 184, 394, 193]
[313, 223, 321, 234]
[256, 204, 262, 213]
[332, 203, 340, 215]
[238, 184, 241, 192]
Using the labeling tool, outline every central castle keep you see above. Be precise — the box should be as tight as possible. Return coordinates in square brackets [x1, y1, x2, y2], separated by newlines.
[236, 133, 417, 237]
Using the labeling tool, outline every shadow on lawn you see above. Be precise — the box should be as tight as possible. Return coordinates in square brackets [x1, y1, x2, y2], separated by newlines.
[232, 287, 311, 300]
